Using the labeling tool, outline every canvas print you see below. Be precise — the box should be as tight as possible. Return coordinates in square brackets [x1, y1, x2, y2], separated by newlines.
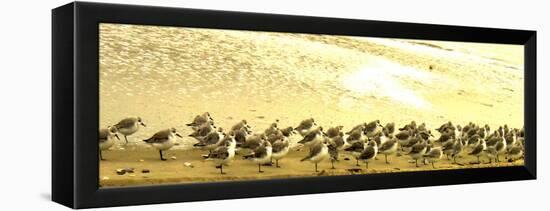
[99, 23, 525, 187]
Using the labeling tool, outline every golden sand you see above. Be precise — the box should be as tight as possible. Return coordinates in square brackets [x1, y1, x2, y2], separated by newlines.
[99, 147, 523, 187]
[98, 23, 524, 187]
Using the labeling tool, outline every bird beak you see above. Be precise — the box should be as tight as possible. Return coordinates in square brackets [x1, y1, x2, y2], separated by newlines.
[176, 133, 183, 138]
[140, 122, 147, 127]
[114, 134, 120, 140]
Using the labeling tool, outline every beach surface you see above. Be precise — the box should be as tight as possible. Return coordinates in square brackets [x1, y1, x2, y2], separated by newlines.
[98, 23, 525, 187]
[99, 145, 523, 187]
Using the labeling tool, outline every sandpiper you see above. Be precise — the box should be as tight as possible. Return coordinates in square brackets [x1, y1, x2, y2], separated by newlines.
[450, 139, 464, 164]
[295, 118, 316, 136]
[358, 140, 378, 169]
[507, 145, 524, 161]
[188, 121, 215, 140]
[243, 141, 272, 173]
[346, 123, 367, 135]
[234, 127, 249, 148]
[378, 138, 398, 164]
[186, 112, 214, 129]
[399, 121, 417, 131]
[328, 138, 340, 169]
[271, 135, 290, 168]
[240, 133, 267, 150]
[441, 138, 455, 159]
[298, 127, 325, 148]
[231, 120, 252, 133]
[486, 136, 507, 162]
[114, 117, 146, 144]
[344, 140, 365, 166]
[264, 121, 280, 137]
[384, 122, 396, 135]
[423, 147, 443, 168]
[363, 120, 383, 138]
[326, 126, 344, 138]
[300, 140, 329, 172]
[193, 127, 225, 153]
[143, 128, 183, 161]
[469, 139, 487, 163]
[395, 129, 413, 150]
[407, 140, 428, 167]
[204, 133, 236, 174]
[99, 126, 120, 160]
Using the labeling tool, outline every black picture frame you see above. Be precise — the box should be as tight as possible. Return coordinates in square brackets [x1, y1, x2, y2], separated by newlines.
[52, 1, 536, 209]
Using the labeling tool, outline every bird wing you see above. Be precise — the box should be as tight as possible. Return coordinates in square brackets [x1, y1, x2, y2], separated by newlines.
[204, 132, 221, 145]
[469, 144, 483, 155]
[207, 146, 229, 159]
[253, 146, 268, 158]
[360, 146, 376, 160]
[115, 118, 136, 129]
[379, 139, 396, 151]
[272, 140, 287, 153]
[298, 131, 316, 144]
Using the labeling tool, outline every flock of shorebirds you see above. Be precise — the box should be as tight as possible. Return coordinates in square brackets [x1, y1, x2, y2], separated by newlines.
[99, 112, 525, 174]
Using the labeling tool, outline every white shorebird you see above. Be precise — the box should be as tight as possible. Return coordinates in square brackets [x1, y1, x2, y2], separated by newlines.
[395, 129, 413, 151]
[193, 127, 225, 153]
[295, 118, 316, 137]
[98, 126, 120, 160]
[244, 141, 272, 173]
[298, 127, 325, 148]
[450, 139, 465, 164]
[363, 120, 383, 138]
[231, 120, 252, 133]
[143, 128, 183, 161]
[114, 117, 146, 144]
[204, 134, 236, 174]
[423, 147, 443, 168]
[378, 138, 398, 164]
[358, 140, 378, 169]
[507, 145, 524, 161]
[186, 112, 214, 130]
[344, 140, 366, 166]
[188, 121, 216, 140]
[407, 140, 428, 167]
[300, 140, 329, 172]
[271, 134, 290, 168]
[469, 139, 487, 163]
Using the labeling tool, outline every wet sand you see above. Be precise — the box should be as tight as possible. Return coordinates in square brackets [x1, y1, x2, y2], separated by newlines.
[99, 145, 523, 187]
[99, 23, 525, 187]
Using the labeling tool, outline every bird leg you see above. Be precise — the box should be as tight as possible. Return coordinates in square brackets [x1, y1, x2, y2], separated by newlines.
[124, 135, 128, 144]
[385, 154, 389, 164]
[415, 159, 419, 167]
[258, 164, 264, 173]
[365, 162, 369, 169]
[315, 163, 318, 172]
[276, 159, 280, 168]
[432, 162, 435, 169]
[219, 165, 225, 174]
[477, 155, 480, 164]
[159, 150, 167, 161]
[356, 159, 360, 166]
[99, 150, 104, 161]
[331, 160, 335, 169]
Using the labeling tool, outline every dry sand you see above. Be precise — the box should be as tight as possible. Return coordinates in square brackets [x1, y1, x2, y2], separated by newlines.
[98, 23, 525, 187]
